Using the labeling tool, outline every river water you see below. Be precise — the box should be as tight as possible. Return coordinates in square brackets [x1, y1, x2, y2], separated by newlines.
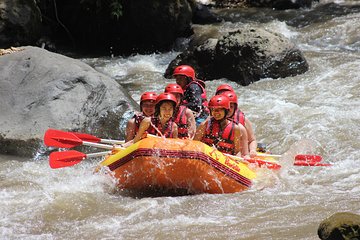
[1, 2, 360, 239]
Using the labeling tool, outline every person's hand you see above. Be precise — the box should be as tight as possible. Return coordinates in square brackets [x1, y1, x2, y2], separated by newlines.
[250, 150, 257, 158]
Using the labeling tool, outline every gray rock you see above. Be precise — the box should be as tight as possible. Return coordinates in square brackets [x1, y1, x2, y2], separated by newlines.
[165, 26, 308, 85]
[318, 212, 360, 240]
[0, 46, 137, 157]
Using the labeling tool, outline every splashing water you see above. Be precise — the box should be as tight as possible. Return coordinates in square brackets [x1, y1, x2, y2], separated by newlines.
[2, 7, 360, 240]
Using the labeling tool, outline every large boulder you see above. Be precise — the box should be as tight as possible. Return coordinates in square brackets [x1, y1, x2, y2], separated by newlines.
[0, 0, 42, 48]
[318, 212, 360, 240]
[0, 46, 137, 157]
[165, 26, 308, 86]
[37, 0, 196, 54]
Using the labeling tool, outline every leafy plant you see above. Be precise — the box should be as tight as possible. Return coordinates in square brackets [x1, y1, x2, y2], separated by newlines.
[110, 0, 123, 20]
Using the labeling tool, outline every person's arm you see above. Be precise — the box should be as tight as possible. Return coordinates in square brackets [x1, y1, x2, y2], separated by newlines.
[185, 108, 196, 139]
[193, 119, 208, 141]
[233, 125, 241, 157]
[245, 118, 257, 157]
[133, 117, 151, 143]
[184, 84, 203, 113]
[125, 118, 136, 142]
[236, 124, 249, 157]
[172, 123, 178, 138]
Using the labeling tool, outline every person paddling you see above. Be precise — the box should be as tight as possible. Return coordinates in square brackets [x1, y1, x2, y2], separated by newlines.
[221, 91, 257, 158]
[133, 93, 178, 143]
[164, 83, 196, 139]
[125, 92, 157, 142]
[194, 95, 249, 157]
[172, 65, 209, 126]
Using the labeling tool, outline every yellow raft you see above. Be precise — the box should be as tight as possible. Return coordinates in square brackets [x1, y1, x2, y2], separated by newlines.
[98, 137, 256, 195]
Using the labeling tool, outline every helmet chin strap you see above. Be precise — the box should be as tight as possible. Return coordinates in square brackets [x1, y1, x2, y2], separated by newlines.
[219, 117, 227, 123]
[229, 108, 236, 118]
[213, 116, 227, 123]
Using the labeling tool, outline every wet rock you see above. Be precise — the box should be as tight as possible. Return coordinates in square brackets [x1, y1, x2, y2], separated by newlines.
[193, 3, 222, 24]
[318, 212, 360, 240]
[248, 0, 314, 10]
[0, 46, 137, 157]
[214, 0, 248, 9]
[0, 0, 42, 48]
[165, 26, 308, 86]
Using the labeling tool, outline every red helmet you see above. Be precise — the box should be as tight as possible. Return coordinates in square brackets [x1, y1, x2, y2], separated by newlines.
[164, 83, 184, 96]
[140, 92, 158, 103]
[208, 95, 230, 110]
[221, 91, 238, 105]
[215, 84, 234, 95]
[155, 93, 177, 106]
[173, 65, 195, 80]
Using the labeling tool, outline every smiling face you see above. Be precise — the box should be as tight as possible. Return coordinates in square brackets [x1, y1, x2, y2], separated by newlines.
[159, 101, 174, 120]
[141, 100, 156, 117]
[210, 108, 226, 121]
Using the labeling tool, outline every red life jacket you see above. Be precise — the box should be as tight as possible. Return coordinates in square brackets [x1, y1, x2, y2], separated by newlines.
[173, 105, 188, 139]
[230, 109, 245, 126]
[147, 117, 174, 138]
[133, 112, 146, 133]
[202, 118, 236, 155]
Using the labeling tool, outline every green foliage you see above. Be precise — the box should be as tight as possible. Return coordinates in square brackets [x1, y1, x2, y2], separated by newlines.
[110, 1, 123, 20]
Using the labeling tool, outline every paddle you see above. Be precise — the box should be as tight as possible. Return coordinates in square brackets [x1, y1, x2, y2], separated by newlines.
[45, 129, 330, 167]
[256, 153, 329, 167]
[49, 150, 111, 169]
[69, 131, 323, 164]
[293, 154, 323, 162]
[44, 128, 123, 150]
[294, 161, 332, 167]
[257, 153, 323, 163]
[71, 132, 124, 145]
[223, 153, 282, 170]
[225, 153, 331, 168]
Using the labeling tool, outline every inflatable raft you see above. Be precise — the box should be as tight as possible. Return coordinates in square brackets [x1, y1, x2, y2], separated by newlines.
[98, 137, 257, 195]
